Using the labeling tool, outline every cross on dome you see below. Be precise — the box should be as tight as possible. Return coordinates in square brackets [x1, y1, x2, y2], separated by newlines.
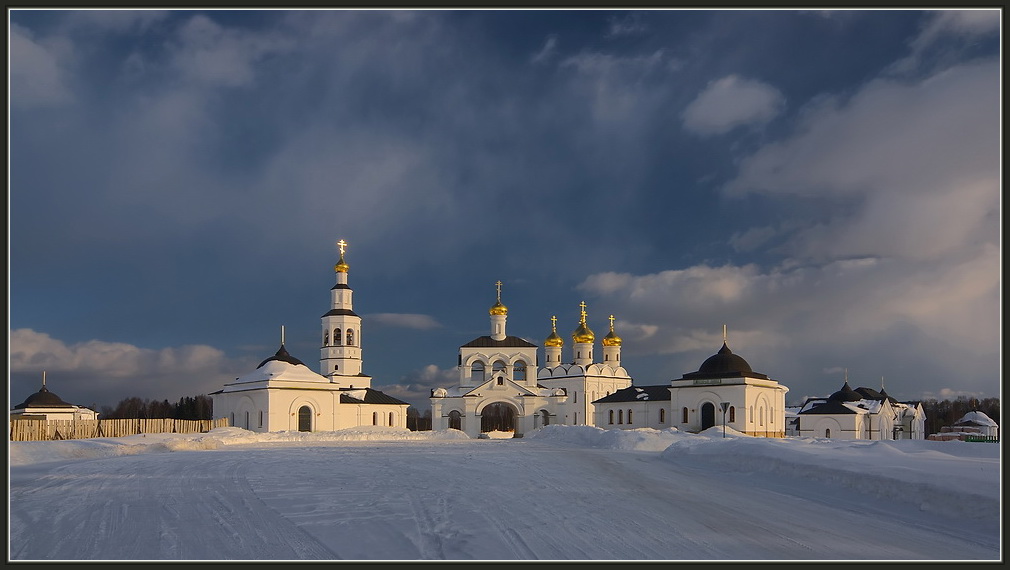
[337, 239, 347, 255]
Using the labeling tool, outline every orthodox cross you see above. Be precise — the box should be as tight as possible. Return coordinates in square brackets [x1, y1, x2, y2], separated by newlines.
[337, 239, 347, 255]
[723, 324, 727, 343]
[496, 280, 502, 301]
[609, 314, 616, 330]
[551, 315, 557, 331]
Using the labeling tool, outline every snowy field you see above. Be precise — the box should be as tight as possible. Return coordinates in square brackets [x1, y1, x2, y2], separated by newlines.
[8, 425, 1001, 562]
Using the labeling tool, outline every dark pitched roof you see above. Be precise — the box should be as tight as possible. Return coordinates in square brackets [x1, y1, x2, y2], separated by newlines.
[798, 400, 858, 415]
[593, 385, 671, 404]
[460, 335, 538, 348]
[14, 386, 75, 409]
[339, 388, 410, 405]
[257, 344, 308, 369]
[330, 283, 351, 290]
[321, 308, 359, 318]
[854, 386, 885, 400]
[681, 342, 768, 380]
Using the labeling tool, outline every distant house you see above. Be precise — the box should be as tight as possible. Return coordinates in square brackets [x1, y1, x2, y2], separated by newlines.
[928, 410, 999, 441]
[593, 386, 672, 430]
[796, 381, 925, 440]
[10, 374, 98, 422]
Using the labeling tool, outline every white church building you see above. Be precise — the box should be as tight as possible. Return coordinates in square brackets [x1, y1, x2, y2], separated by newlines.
[592, 334, 790, 437]
[795, 378, 926, 440]
[429, 286, 632, 438]
[211, 241, 409, 432]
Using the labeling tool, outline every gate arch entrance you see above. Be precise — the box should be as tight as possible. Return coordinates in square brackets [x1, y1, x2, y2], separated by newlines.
[701, 402, 715, 431]
[480, 402, 517, 433]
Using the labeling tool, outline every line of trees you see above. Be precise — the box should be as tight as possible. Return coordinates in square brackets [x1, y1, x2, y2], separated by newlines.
[99, 395, 213, 420]
[920, 396, 999, 436]
[406, 406, 432, 431]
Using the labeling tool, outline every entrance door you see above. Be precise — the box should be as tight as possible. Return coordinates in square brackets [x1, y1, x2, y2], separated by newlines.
[480, 402, 516, 433]
[298, 406, 312, 432]
[701, 402, 715, 431]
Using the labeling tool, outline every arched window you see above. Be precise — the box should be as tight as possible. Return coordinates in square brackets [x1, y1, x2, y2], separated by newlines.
[759, 408, 764, 426]
[573, 391, 577, 403]
[448, 410, 462, 430]
[497, 377, 504, 386]
[825, 428, 831, 438]
[373, 411, 378, 426]
[627, 409, 633, 424]
[244, 411, 250, 430]
[750, 406, 754, 422]
[258, 410, 264, 428]
[323, 331, 329, 345]
[605, 354, 609, 361]
[609, 410, 614, 424]
[334, 328, 341, 345]
[389, 412, 395, 427]
[230, 412, 235, 426]
[297, 406, 312, 432]
[682, 407, 689, 423]
[618, 410, 624, 424]
[514, 361, 526, 382]
[492, 361, 506, 376]
[470, 362, 484, 383]
[659, 408, 666, 423]
[729, 406, 736, 422]
[346, 329, 355, 346]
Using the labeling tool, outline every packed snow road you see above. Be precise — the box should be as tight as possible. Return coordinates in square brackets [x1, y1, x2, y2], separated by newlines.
[9, 434, 998, 561]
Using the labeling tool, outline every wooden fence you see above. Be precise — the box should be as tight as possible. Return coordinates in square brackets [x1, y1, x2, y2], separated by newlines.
[9, 417, 230, 442]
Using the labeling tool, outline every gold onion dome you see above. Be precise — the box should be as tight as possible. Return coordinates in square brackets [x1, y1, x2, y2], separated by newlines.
[489, 280, 508, 315]
[572, 302, 595, 344]
[602, 315, 622, 347]
[544, 316, 564, 347]
[334, 253, 349, 273]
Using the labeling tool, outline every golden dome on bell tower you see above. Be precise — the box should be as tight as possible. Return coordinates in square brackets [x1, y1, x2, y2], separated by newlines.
[572, 301, 595, 344]
[602, 314, 623, 347]
[544, 315, 564, 347]
[489, 280, 508, 316]
[334, 239, 350, 273]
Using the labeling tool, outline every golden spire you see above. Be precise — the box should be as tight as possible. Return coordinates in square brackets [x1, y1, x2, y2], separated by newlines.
[545, 315, 564, 347]
[602, 314, 622, 347]
[572, 301, 595, 344]
[489, 280, 508, 315]
[334, 239, 349, 273]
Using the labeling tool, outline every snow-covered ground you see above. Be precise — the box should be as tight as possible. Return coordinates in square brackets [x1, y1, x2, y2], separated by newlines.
[8, 425, 1001, 561]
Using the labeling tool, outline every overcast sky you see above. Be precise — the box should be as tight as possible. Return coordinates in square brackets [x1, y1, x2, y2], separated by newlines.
[9, 9, 1001, 412]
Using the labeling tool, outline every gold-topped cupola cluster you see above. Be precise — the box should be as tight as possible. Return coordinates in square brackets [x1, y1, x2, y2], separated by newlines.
[544, 315, 564, 347]
[489, 280, 508, 316]
[602, 315, 623, 346]
[572, 301, 596, 344]
[334, 239, 350, 273]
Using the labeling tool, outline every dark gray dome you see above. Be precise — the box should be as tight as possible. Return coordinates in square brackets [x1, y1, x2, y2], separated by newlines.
[681, 342, 768, 380]
[14, 386, 74, 409]
[257, 344, 308, 369]
[828, 381, 862, 402]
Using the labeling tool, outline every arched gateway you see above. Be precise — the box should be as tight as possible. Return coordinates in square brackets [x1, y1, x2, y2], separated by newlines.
[480, 402, 518, 433]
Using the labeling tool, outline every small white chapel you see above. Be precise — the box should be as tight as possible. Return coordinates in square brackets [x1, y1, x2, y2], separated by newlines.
[211, 241, 409, 432]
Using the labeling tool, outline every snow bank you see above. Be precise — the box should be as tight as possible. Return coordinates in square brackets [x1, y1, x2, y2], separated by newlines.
[524, 424, 690, 452]
[9, 426, 470, 466]
[659, 434, 1000, 520]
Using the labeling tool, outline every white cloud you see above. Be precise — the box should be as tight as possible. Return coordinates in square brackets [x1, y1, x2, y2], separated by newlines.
[682, 75, 785, 136]
[377, 364, 459, 407]
[531, 35, 558, 65]
[9, 329, 249, 406]
[723, 60, 998, 264]
[9, 24, 73, 108]
[367, 313, 442, 330]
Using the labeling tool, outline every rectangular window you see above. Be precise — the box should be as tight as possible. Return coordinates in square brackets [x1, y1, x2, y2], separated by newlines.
[258, 410, 264, 428]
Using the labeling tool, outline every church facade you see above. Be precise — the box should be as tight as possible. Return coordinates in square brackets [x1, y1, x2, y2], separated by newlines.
[211, 241, 409, 432]
[429, 286, 632, 438]
[795, 379, 926, 440]
[592, 335, 790, 437]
